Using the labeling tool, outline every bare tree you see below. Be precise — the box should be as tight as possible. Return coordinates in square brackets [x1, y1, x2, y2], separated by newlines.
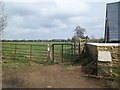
[0, 1, 7, 32]
[0, 1, 7, 64]
[74, 26, 86, 39]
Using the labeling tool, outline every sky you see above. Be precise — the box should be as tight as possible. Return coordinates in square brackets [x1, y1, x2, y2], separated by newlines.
[2, 0, 119, 40]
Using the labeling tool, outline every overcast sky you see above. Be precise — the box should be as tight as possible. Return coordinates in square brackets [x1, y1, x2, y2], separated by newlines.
[3, 0, 119, 40]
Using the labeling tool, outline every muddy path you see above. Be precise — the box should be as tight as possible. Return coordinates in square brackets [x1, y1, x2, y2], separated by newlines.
[3, 63, 105, 88]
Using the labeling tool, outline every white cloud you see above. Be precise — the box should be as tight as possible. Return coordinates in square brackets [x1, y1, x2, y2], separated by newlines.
[4, 0, 119, 3]
[54, 0, 89, 15]
[3, 1, 114, 40]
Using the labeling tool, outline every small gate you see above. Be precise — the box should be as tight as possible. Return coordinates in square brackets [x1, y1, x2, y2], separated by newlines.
[51, 43, 73, 63]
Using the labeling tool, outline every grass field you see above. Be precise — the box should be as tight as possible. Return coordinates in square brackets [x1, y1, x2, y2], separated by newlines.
[2, 41, 72, 45]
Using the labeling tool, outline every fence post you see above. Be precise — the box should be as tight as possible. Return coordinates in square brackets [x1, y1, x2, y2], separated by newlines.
[64, 44, 66, 55]
[14, 44, 17, 60]
[61, 44, 63, 63]
[71, 44, 73, 61]
[78, 38, 81, 58]
[47, 44, 50, 62]
[85, 36, 88, 44]
[52, 44, 54, 62]
[74, 40, 76, 56]
[50, 44, 52, 61]
[30, 45, 32, 61]
[78, 41, 80, 58]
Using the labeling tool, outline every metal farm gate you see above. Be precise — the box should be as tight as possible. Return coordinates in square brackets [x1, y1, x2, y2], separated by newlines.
[2, 43, 48, 64]
[51, 44, 74, 63]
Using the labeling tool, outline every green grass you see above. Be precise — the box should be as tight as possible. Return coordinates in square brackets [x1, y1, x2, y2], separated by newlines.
[111, 67, 120, 80]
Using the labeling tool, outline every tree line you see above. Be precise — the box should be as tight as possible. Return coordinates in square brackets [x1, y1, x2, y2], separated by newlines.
[2, 39, 73, 42]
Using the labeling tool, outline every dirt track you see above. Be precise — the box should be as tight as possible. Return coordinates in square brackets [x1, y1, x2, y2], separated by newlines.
[3, 63, 105, 88]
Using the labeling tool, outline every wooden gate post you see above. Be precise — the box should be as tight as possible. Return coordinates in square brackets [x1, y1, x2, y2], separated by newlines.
[50, 44, 52, 61]
[78, 38, 81, 58]
[51, 44, 54, 62]
[47, 44, 50, 62]
[85, 36, 88, 44]
[71, 44, 73, 61]
[74, 39, 76, 56]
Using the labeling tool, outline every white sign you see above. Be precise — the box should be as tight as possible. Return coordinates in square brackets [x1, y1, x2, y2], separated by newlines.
[98, 51, 112, 62]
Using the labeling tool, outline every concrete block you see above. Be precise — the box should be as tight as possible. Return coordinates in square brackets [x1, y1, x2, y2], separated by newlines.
[98, 51, 112, 62]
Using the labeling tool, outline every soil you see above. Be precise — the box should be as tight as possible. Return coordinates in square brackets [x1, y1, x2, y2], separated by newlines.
[2, 62, 105, 88]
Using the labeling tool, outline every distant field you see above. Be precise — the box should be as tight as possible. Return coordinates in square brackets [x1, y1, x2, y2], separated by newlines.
[2, 41, 72, 45]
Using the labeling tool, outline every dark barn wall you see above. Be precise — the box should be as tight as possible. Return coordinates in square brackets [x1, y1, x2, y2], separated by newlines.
[105, 2, 120, 42]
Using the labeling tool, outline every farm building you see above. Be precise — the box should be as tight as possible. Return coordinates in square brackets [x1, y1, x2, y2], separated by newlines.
[104, 1, 120, 43]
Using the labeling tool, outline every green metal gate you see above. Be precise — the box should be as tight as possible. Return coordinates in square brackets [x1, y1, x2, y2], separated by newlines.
[2, 43, 48, 64]
[51, 44, 73, 63]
